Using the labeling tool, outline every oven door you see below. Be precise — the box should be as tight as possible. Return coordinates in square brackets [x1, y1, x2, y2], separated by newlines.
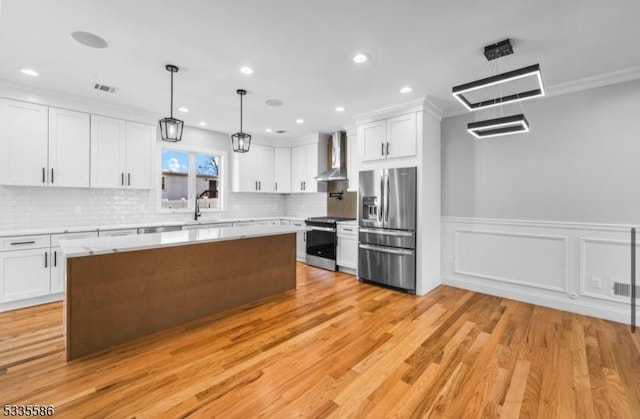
[306, 225, 337, 271]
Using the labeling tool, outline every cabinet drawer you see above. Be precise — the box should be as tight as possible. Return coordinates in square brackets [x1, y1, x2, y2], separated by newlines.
[1, 235, 50, 251]
[51, 231, 98, 246]
[337, 225, 357, 236]
[290, 221, 305, 227]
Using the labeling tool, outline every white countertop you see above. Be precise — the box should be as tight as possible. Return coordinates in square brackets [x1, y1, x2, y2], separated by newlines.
[0, 216, 312, 238]
[59, 225, 308, 258]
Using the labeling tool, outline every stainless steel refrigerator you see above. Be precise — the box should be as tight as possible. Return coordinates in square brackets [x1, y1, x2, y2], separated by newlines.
[358, 167, 417, 293]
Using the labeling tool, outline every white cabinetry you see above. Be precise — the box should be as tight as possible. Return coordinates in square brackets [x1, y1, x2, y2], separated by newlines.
[48, 107, 91, 187]
[0, 235, 50, 303]
[274, 147, 292, 193]
[337, 223, 357, 273]
[359, 112, 417, 162]
[232, 144, 275, 192]
[0, 99, 49, 186]
[290, 220, 307, 261]
[291, 142, 326, 193]
[91, 116, 154, 189]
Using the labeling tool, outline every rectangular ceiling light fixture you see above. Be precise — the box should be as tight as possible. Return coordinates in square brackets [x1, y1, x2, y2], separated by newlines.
[452, 64, 544, 111]
[467, 114, 529, 139]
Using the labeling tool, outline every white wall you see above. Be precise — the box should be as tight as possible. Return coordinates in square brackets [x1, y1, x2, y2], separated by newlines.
[441, 79, 640, 324]
[442, 79, 640, 224]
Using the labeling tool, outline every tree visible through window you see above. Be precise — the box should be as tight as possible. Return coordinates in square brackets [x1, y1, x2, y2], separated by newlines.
[161, 149, 222, 210]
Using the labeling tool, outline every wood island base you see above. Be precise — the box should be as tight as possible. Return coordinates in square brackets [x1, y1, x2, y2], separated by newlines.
[65, 233, 296, 361]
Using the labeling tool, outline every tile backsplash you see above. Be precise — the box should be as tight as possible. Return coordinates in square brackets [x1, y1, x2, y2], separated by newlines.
[284, 193, 327, 218]
[0, 186, 289, 230]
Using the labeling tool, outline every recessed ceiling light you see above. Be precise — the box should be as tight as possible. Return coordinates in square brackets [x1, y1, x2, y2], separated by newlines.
[265, 99, 283, 107]
[71, 31, 108, 49]
[295, 119, 304, 124]
[199, 122, 207, 127]
[20, 68, 39, 77]
[178, 107, 189, 113]
[353, 53, 370, 64]
[240, 66, 254, 75]
[265, 128, 273, 133]
[400, 86, 412, 94]
[335, 106, 345, 112]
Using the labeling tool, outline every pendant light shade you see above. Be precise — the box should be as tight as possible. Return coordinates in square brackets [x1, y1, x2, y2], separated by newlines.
[159, 64, 184, 142]
[231, 89, 251, 153]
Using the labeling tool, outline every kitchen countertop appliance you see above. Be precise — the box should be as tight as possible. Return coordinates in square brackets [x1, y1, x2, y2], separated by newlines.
[305, 216, 356, 271]
[358, 167, 417, 293]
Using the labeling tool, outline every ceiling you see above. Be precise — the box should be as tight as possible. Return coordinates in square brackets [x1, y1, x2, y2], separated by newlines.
[1, 0, 639, 138]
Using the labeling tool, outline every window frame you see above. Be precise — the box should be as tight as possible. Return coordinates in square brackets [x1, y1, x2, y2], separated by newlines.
[157, 143, 226, 214]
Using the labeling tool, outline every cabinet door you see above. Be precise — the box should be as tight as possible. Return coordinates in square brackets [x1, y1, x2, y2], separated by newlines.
[0, 99, 49, 186]
[50, 247, 64, 294]
[274, 147, 292, 193]
[91, 115, 126, 188]
[291, 145, 306, 193]
[347, 131, 358, 192]
[360, 120, 386, 162]
[304, 143, 319, 193]
[48, 107, 90, 187]
[337, 234, 358, 270]
[0, 249, 50, 302]
[254, 144, 274, 193]
[125, 122, 154, 189]
[290, 221, 307, 261]
[386, 112, 417, 159]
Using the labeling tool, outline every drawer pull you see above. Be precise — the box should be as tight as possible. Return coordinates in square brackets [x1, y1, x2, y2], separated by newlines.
[342, 228, 353, 232]
[10, 241, 36, 246]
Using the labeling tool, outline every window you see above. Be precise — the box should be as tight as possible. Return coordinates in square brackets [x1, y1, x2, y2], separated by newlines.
[160, 148, 224, 211]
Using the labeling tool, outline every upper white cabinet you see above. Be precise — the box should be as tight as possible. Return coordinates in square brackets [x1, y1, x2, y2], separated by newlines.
[232, 143, 274, 192]
[359, 112, 417, 162]
[48, 107, 91, 187]
[0, 98, 49, 186]
[291, 142, 326, 193]
[91, 116, 154, 189]
[274, 147, 291, 193]
[125, 122, 154, 189]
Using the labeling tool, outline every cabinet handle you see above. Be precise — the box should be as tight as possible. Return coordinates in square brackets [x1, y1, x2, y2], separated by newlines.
[255, 181, 258, 191]
[121, 173, 125, 186]
[54, 250, 57, 267]
[386, 142, 389, 156]
[275, 182, 278, 192]
[128, 173, 131, 186]
[42, 167, 46, 184]
[343, 228, 353, 232]
[51, 168, 54, 184]
[304, 232, 306, 241]
[381, 143, 384, 156]
[259, 181, 261, 191]
[44, 251, 48, 268]
[10, 241, 36, 246]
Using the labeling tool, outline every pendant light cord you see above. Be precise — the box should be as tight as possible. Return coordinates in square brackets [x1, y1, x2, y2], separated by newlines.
[240, 93, 243, 133]
[170, 71, 174, 119]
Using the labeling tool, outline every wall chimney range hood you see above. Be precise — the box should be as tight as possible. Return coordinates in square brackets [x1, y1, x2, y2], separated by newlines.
[314, 131, 347, 182]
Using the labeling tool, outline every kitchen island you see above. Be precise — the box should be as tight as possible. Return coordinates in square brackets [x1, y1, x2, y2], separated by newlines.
[59, 225, 305, 361]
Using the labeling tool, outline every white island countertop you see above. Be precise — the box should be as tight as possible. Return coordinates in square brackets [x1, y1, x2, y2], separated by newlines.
[60, 225, 308, 258]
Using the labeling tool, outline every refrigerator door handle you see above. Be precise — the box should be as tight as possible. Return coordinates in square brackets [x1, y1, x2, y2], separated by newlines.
[385, 173, 390, 222]
[359, 243, 414, 256]
[379, 174, 384, 223]
[359, 228, 413, 237]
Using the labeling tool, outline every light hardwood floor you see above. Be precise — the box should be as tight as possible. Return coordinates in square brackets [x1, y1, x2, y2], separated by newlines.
[1, 263, 639, 418]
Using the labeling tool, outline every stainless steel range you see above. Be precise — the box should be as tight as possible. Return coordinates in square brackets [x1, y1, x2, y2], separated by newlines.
[305, 216, 355, 271]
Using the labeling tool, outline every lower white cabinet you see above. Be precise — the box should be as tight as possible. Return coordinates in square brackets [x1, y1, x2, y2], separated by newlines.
[0, 248, 50, 303]
[337, 224, 358, 272]
[50, 247, 64, 294]
[290, 220, 306, 261]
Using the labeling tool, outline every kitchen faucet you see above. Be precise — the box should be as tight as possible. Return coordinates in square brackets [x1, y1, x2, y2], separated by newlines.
[194, 196, 201, 220]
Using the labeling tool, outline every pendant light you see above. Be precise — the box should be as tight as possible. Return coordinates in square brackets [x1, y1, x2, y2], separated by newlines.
[230, 89, 251, 153]
[159, 64, 184, 142]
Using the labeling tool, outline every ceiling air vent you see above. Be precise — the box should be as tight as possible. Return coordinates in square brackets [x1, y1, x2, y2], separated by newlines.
[93, 83, 116, 93]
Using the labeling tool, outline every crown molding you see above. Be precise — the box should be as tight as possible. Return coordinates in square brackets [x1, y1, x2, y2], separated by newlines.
[353, 96, 444, 125]
[545, 66, 640, 97]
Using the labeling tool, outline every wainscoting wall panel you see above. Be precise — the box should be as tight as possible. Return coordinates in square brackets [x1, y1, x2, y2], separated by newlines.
[442, 217, 639, 325]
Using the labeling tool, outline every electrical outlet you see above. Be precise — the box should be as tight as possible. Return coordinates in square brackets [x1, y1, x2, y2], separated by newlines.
[447, 256, 453, 265]
[592, 276, 602, 290]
